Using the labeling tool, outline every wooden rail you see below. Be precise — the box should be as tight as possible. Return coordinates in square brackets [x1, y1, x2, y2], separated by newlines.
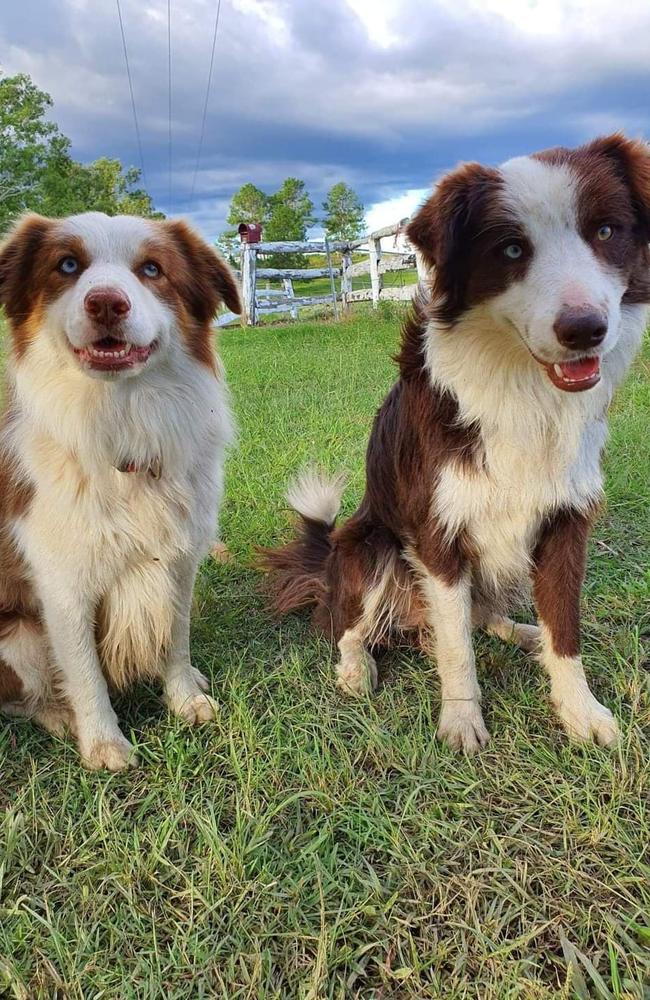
[219, 218, 429, 326]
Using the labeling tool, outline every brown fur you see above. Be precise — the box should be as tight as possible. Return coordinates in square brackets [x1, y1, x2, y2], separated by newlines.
[405, 163, 533, 326]
[0, 211, 241, 729]
[532, 505, 596, 657]
[262, 294, 481, 644]
[262, 134, 650, 661]
[535, 134, 650, 305]
[140, 220, 241, 371]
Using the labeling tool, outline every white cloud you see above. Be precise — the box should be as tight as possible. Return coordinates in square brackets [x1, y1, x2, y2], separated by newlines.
[2, 0, 650, 238]
[365, 187, 429, 234]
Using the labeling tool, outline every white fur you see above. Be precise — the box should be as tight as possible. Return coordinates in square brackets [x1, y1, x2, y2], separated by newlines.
[539, 625, 619, 745]
[287, 468, 345, 526]
[418, 155, 647, 747]
[426, 280, 646, 596]
[335, 626, 377, 697]
[2, 214, 234, 769]
[494, 157, 627, 364]
[405, 553, 489, 753]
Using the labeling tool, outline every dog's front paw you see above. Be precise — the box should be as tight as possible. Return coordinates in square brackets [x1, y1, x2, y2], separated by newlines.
[167, 688, 220, 725]
[335, 650, 378, 698]
[554, 690, 619, 747]
[81, 734, 138, 771]
[437, 699, 490, 753]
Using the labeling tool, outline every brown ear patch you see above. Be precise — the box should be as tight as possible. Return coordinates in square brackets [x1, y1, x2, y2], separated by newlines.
[537, 133, 650, 306]
[407, 163, 507, 324]
[581, 133, 650, 237]
[140, 219, 242, 371]
[0, 213, 52, 318]
[0, 214, 58, 358]
[165, 219, 242, 321]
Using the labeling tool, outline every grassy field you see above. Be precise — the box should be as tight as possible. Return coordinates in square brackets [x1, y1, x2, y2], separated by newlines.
[1, 307, 649, 998]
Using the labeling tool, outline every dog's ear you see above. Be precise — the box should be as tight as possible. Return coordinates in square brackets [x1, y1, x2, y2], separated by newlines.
[165, 219, 242, 321]
[407, 163, 501, 322]
[0, 214, 52, 320]
[586, 133, 650, 237]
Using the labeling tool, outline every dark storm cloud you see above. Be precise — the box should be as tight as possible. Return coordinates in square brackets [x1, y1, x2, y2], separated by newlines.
[2, 0, 650, 238]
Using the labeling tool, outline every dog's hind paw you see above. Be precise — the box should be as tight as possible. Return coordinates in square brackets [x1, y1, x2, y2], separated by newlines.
[335, 650, 378, 698]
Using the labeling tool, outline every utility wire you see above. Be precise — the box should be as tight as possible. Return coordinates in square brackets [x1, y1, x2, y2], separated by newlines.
[190, 0, 223, 206]
[167, 0, 173, 213]
[116, 0, 147, 186]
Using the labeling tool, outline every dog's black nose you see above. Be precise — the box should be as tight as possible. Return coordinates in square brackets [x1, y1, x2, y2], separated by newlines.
[84, 288, 131, 326]
[553, 307, 607, 351]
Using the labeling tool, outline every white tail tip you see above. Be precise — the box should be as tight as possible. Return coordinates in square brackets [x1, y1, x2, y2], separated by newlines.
[286, 468, 346, 526]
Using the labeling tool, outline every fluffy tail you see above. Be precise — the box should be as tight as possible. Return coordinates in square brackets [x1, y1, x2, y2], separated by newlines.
[260, 469, 346, 615]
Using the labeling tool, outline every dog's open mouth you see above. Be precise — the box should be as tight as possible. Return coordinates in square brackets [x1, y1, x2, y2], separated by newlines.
[73, 336, 157, 372]
[542, 356, 601, 392]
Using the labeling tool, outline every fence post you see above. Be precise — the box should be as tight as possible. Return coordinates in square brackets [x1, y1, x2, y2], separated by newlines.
[324, 238, 340, 321]
[241, 243, 257, 326]
[283, 276, 298, 320]
[341, 249, 352, 308]
[368, 237, 383, 307]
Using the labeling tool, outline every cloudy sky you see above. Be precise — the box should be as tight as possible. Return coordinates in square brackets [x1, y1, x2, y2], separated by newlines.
[2, 0, 650, 240]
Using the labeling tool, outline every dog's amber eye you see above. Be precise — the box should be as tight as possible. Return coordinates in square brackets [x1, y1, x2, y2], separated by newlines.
[141, 261, 161, 279]
[503, 244, 523, 260]
[58, 256, 79, 275]
[597, 224, 613, 241]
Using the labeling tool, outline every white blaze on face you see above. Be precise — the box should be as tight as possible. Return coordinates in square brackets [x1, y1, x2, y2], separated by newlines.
[488, 156, 626, 362]
[46, 213, 175, 355]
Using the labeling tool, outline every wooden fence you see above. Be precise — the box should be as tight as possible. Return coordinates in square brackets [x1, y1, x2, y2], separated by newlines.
[216, 219, 427, 327]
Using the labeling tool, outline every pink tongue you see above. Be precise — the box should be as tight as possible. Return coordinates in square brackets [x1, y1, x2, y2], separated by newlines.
[558, 357, 600, 381]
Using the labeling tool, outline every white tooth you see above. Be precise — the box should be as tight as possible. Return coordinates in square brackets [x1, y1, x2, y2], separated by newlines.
[553, 364, 565, 379]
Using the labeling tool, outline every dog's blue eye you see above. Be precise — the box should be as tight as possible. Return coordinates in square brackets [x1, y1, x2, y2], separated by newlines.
[597, 224, 613, 242]
[503, 244, 523, 260]
[58, 256, 79, 275]
[142, 262, 160, 279]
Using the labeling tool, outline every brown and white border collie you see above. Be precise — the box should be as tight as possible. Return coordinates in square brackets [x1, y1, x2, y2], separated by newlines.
[263, 133, 649, 753]
[0, 212, 241, 770]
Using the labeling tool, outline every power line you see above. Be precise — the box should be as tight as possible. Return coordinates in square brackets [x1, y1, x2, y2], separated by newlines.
[190, 0, 223, 206]
[167, 0, 173, 213]
[115, 0, 147, 187]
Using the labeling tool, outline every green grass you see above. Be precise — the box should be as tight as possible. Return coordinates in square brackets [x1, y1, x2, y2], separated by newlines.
[1, 308, 649, 998]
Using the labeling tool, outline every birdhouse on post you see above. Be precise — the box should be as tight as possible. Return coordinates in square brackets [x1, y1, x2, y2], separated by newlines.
[238, 222, 262, 244]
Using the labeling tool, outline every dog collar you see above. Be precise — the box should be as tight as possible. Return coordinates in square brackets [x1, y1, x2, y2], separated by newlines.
[116, 458, 162, 479]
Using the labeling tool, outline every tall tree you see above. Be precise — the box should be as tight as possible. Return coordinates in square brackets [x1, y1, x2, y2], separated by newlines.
[226, 183, 269, 226]
[0, 73, 61, 230]
[267, 177, 315, 237]
[265, 178, 315, 265]
[322, 182, 365, 242]
[0, 72, 161, 232]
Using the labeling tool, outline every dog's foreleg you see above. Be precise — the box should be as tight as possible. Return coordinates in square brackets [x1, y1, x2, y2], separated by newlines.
[409, 553, 489, 753]
[162, 555, 219, 724]
[533, 508, 618, 746]
[36, 578, 136, 770]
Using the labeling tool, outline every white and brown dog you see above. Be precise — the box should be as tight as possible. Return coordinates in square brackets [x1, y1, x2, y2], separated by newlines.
[263, 133, 649, 752]
[0, 212, 241, 770]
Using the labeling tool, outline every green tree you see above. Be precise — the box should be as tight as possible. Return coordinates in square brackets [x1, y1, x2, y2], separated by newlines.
[265, 178, 315, 266]
[0, 73, 62, 230]
[322, 182, 365, 242]
[0, 72, 161, 231]
[226, 183, 269, 226]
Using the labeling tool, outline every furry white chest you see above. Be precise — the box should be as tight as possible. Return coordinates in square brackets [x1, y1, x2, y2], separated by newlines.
[434, 413, 606, 590]
[10, 340, 233, 685]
